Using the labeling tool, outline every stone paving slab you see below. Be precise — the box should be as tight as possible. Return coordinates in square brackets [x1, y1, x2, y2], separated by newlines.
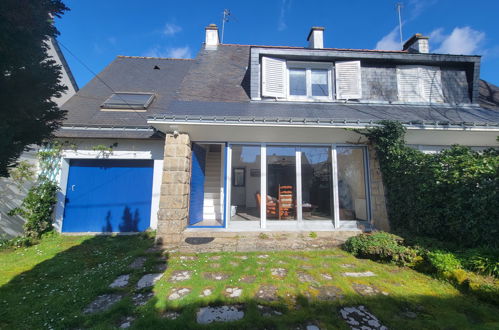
[137, 273, 163, 289]
[255, 285, 278, 301]
[83, 293, 123, 314]
[129, 257, 146, 269]
[109, 274, 130, 288]
[342, 271, 376, 277]
[196, 305, 245, 324]
[225, 287, 243, 298]
[118, 316, 135, 329]
[203, 272, 230, 281]
[132, 291, 154, 306]
[170, 270, 192, 281]
[340, 305, 388, 330]
[168, 288, 191, 300]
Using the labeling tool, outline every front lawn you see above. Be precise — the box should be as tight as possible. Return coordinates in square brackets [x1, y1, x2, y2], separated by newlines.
[1, 234, 498, 329]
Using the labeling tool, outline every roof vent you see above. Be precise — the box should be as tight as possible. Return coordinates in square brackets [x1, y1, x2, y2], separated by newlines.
[205, 24, 219, 49]
[307, 26, 325, 49]
[403, 33, 429, 53]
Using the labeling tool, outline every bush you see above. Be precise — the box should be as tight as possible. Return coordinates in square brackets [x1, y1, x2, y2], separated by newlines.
[425, 250, 462, 275]
[0, 236, 35, 249]
[362, 121, 499, 248]
[459, 248, 499, 278]
[343, 232, 419, 266]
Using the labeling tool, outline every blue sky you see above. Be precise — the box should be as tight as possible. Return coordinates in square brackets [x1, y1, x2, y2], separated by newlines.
[56, 0, 499, 88]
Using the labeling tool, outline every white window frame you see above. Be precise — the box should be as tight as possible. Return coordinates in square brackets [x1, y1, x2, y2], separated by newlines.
[286, 61, 334, 101]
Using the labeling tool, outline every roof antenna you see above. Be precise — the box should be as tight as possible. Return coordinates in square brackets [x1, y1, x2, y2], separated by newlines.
[221, 9, 231, 44]
[396, 2, 404, 47]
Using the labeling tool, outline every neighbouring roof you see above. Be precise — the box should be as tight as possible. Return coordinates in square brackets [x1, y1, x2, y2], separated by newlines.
[57, 56, 193, 138]
[479, 79, 499, 111]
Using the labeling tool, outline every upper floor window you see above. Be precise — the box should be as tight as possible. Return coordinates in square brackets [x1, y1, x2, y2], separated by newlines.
[261, 57, 361, 101]
[101, 92, 155, 111]
[397, 66, 443, 103]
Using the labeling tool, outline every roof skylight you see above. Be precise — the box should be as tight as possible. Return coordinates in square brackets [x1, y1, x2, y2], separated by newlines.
[101, 93, 155, 110]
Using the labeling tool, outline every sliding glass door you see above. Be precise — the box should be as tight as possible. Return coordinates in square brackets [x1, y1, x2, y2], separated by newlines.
[267, 146, 297, 220]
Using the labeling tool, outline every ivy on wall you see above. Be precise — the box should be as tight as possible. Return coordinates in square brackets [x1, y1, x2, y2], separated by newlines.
[361, 121, 499, 248]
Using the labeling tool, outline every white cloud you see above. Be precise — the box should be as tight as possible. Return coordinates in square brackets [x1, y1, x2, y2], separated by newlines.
[433, 26, 485, 55]
[375, 27, 401, 50]
[164, 23, 182, 37]
[278, 0, 291, 31]
[143, 45, 192, 59]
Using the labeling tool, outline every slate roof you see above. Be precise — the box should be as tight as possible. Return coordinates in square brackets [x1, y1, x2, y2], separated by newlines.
[56, 56, 193, 138]
[479, 79, 499, 111]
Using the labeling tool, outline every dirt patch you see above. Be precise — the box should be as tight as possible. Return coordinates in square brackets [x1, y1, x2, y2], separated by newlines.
[255, 285, 278, 301]
[203, 272, 230, 281]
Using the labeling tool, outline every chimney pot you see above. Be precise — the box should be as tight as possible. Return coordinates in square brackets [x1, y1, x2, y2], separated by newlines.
[403, 33, 430, 53]
[307, 26, 325, 49]
[205, 24, 219, 49]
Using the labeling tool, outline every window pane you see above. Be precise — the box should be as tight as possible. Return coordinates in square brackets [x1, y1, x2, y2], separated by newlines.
[267, 147, 297, 220]
[311, 69, 329, 96]
[337, 147, 368, 220]
[231, 145, 261, 221]
[301, 147, 332, 220]
[289, 69, 307, 96]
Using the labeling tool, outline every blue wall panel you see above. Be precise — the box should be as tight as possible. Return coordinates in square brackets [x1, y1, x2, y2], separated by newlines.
[62, 159, 154, 232]
[189, 144, 206, 225]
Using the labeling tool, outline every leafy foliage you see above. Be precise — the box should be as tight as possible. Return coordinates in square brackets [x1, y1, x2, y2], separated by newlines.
[362, 121, 499, 248]
[343, 232, 419, 266]
[459, 248, 499, 278]
[0, 0, 69, 177]
[425, 250, 462, 274]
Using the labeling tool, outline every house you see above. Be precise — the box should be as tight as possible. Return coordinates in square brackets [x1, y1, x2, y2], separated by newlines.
[0, 37, 78, 238]
[53, 25, 499, 249]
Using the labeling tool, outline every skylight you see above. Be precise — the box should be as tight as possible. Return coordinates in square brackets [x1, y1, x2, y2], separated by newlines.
[101, 93, 155, 110]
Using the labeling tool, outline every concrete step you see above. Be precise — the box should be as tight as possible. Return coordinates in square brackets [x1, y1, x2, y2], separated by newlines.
[203, 199, 221, 207]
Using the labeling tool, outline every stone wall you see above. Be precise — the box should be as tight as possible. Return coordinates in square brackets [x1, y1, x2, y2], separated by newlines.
[368, 146, 390, 231]
[156, 133, 191, 247]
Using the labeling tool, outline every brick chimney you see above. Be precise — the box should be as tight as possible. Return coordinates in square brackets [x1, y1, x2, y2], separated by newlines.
[307, 26, 324, 49]
[205, 24, 219, 49]
[403, 33, 429, 53]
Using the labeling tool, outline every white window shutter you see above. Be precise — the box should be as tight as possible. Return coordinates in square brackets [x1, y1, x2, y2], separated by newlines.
[261, 57, 286, 98]
[420, 66, 443, 103]
[397, 66, 421, 102]
[335, 60, 362, 99]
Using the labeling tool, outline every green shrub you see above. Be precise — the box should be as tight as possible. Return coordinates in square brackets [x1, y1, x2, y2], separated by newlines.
[343, 232, 419, 266]
[426, 250, 462, 275]
[362, 121, 499, 248]
[0, 236, 35, 249]
[459, 248, 499, 278]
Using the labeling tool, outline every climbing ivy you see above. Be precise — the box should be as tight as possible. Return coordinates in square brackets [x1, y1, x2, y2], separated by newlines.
[361, 121, 499, 248]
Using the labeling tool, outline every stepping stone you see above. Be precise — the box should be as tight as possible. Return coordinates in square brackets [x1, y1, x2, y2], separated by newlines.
[277, 260, 287, 265]
[297, 271, 315, 283]
[109, 274, 130, 288]
[137, 273, 163, 289]
[199, 288, 213, 297]
[225, 287, 243, 298]
[145, 246, 162, 254]
[306, 325, 320, 330]
[235, 255, 248, 260]
[179, 255, 197, 261]
[271, 268, 288, 277]
[163, 311, 180, 320]
[239, 275, 256, 283]
[229, 261, 239, 267]
[118, 316, 135, 329]
[203, 272, 229, 281]
[342, 271, 376, 277]
[196, 305, 244, 324]
[209, 255, 222, 260]
[170, 270, 192, 282]
[129, 257, 146, 269]
[210, 263, 221, 268]
[156, 263, 167, 272]
[316, 286, 343, 301]
[401, 311, 417, 319]
[340, 264, 355, 269]
[132, 291, 154, 306]
[255, 285, 278, 301]
[257, 304, 283, 317]
[83, 293, 123, 314]
[289, 255, 309, 261]
[301, 264, 314, 270]
[340, 305, 388, 330]
[321, 273, 333, 280]
[352, 283, 388, 296]
[257, 254, 269, 259]
[168, 288, 191, 300]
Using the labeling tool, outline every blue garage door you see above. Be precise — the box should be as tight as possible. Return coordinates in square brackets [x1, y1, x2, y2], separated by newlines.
[62, 159, 154, 233]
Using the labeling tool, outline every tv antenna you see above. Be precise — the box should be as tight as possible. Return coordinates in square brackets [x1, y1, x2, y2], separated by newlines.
[396, 2, 404, 47]
[221, 9, 231, 44]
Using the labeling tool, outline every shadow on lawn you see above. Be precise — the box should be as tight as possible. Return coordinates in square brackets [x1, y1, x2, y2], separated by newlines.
[1, 235, 499, 329]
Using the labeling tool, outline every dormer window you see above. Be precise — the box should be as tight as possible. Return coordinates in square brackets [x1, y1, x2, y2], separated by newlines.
[397, 66, 443, 103]
[101, 92, 155, 111]
[287, 62, 333, 100]
[261, 56, 361, 101]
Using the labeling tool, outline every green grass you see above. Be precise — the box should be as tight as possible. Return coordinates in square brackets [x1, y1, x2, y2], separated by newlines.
[1, 234, 498, 329]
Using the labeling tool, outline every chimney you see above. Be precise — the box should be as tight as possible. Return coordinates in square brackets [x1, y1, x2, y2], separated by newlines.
[403, 33, 430, 53]
[307, 26, 324, 49]
[205, 24, 219, 49]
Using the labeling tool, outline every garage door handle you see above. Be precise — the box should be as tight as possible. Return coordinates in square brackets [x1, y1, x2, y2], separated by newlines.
[71, 185, 76, 191]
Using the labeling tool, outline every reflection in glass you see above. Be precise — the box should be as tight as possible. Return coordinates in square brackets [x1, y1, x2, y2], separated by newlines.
[311, 69, 329, 96]
[289, 69, 307, 96]
[230, 145, 260, 221]
[337, 147, 368, 220]
[267, 147, 297, 220]
[301, 147, 332, 220]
